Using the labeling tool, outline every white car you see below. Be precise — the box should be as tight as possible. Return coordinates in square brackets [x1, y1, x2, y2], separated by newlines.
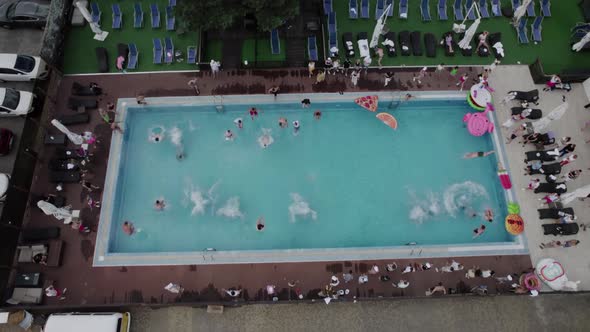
[0, 88, 34, 116]
[0, 53, 48, 81]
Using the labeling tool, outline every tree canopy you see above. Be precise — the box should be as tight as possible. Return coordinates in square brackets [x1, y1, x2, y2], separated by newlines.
[177, 0, 300, 32]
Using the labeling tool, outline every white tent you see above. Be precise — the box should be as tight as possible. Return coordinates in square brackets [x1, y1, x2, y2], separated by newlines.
[75, 1, 109, 41]
[458, 4, 481, 49]
[51, 119, 84, 145]
[532, 102, 569, 132]
[370, 4, 392, 48]
[37, 201, 73, 223]
[572, 31, 590, 52]
[559, 184, 590, 205]
[513, 0, 531, 25]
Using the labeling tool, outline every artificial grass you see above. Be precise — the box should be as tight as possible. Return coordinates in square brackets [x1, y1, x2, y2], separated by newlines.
[241, 38, 287, 63]
[62, 0, 199, 74]
[203, 39, 223, 63]
[329, 0, 590, 73]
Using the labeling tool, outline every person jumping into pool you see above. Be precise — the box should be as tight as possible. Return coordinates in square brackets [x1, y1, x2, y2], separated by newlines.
[225, 129, 234, 141]
[154, 199, 166, 210]
[473, 225, 486, 238]
[234, 118, 243, 129]
[249, 107, 259, 120]
[463, 150, 495, 159]
[484, 209, 494, 222]
[149, 132, 163, 143]
[301, 98, 311, 108]
[293, 120, 300, 134]
[256, 216, 265, 231]
[278, 117, 288, 128]
[314, 110, 322, 120]
[122, 221, 134, 235]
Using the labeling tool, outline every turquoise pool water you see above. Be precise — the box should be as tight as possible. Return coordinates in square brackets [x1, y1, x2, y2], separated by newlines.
[107, 99, 511, 254]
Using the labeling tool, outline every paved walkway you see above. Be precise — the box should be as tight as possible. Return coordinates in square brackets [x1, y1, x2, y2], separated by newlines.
[488, 66, 590, 290]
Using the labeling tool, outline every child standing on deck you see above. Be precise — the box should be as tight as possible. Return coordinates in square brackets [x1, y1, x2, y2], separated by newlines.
[456, 73, 468, 91]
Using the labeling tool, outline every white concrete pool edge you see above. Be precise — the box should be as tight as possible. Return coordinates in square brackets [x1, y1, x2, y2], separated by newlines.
[93, 91, 528, 267]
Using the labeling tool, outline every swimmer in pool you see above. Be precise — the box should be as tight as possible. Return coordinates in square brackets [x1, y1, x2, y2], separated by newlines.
[473, 225, 486, 239]
[293, 120, 300, 134]
[484, 208, 493, 222]
[154, 199, 166, 210]
[256, 216, 265, 231]
[149, 133, 163, 143]
[225, 129, 234, 141]
[249, 107, 259, 120]
[314, 110, 322, 120]
[279, 117, 288, 128]
[463, 150, 495, 159]
[122, 221, 134, 235]
[234, 118, 243, 129]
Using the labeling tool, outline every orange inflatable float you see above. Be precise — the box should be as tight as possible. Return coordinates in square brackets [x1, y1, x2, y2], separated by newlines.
[376, 113, 398, 130]
[505, 214, 524, 235]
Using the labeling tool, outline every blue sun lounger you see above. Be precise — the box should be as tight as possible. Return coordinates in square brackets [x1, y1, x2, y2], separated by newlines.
[518, 18, 529, 44]
[527, 1, 535, 16]
[438, 0, 448, 20]
[479, 0, 490, 18]
[270, 29, 280, 54]
[329, 31, 337, 55]
[164, 37, 174, 64]
[512, 0, 520, 10]
[386, 0, 393, 16]
[349, 0, 358, 18]
[187, 46, 196, 64]
[376, 0, 385, 18]
[112, 4, 122, 29]
[308, 36, 318, 61]
[421, 0, 431, 21]
[166, 6, 175, 30]
[153, 38, 162, 64]
[491, 0, 501, 16]
[151, 4, 160, 28]
[127, 43, 138, 69]
[399, 0, 408, 18]
[324, 0, 333, 14]
[361, 0, 369, 18]
[541, 0, 551, 17]
[134, 3, 143, 28]
[328, 12, 336, 34]
[532, 16, 543, 42]
[465, 0, 476, 19]
[454, 0, 463, 20]
[169, 0, 176, 6]
[91, 2, 101, 23]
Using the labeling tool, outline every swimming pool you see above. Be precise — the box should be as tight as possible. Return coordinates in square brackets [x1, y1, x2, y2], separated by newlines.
[94, 92, 527, 266]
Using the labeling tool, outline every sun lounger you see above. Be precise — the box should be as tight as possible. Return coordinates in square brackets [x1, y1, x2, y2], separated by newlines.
[6, 287, 43, 304]
[383, 31, 397, 56]
[308, 36, 318, 61]
[538, 207, 575, 219]
[454, 0, 463, 20]
[166, 6, 175, 30]
[165, 37, 174, 64]
[488, 32, 502, 59]
[491, 0, 501, 16]
[441, 31, 456, 56]
[22, 227, 60, 242]
[386, 0, 394, 16]
[376, 0, 384, 18]
[512, 0, 520, 10]
[153, 38, 162, 64]
[526, 0, 535, 16]
[532, 16, 543, 42]
[517, 18, 529, 44]
[134, 3, 143, 28]
[95, 47, 108, 73]
[187, 46, 197, 64]
[511, 107, 542, 119]
[506, 89, 539, 103]
[151, 4, 160, 28]
[438, 0, 448, 20]
[421, 0, 432, 21]
[399, 0, 408, 18]
[67, 98, 97, 110]
[541, 0, 551, 17]
[357, 32, 370, 58]
[128, 43, 138, 69]
[17, 244, 46, 263]
[329, 31, 338, 56]
[524, 132, 555, 147]
[58, 112, 90, 125]
[270, 29, 280, 55]
[424, 33, 436, 57]
[50, 171, 80, 183]
[350, 0, 358, 18]
[543, 223, 579, 236]
[479, 0, 490, 18]
[49, 159, 79, 171]
[169, 0, 176, 6]
[32, 194, 66, 208]
[465, 0, 476, 19]
[527, 162, 561, 175]
[328, 12, 336, 34]
[71, 82, 101, 96]
[525, 149, 559, 162]
[361, 0, 370, 18]
[410, 31, 423, 56]
[112, 3, 122, 29]
[399, 30, 411, 55]
[324, 0, 333, 14]
[44, 134, 66, 145]
[534, 182, 567, 194]
[91, 2, 101, 23]
[343, 32, 355, 57]
[55, 148, 87, 160]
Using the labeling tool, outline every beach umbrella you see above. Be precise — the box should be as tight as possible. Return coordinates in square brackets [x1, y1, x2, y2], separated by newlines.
[572, 31, 590, 52]
[37, 200, 73, 223]
[513, 0, 531, 25]
[559, 184, 590, 205]
[458, 4, 481, 50]
[51, 119, 84, 145]
[370, 4, 392, 48]
[74, 1, 109, 41]
[532, 102, 569, 132]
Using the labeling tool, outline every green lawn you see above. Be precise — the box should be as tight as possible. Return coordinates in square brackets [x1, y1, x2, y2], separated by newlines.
[203, 39, 223, 63]
[329, 0, 590, 73]
[62, 0, 199, 74]
[242, 37, 287, 63]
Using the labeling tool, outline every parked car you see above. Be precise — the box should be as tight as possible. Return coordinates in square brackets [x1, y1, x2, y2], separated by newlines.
[0, 53, 48, 81]
[0, 173, 8, 201]
[0, 87, 34, 116]
[0, 0, 49, 29]
[0, 128, 14, 155]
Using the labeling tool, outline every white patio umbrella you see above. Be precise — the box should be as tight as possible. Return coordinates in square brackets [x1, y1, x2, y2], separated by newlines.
[75, 1, 109, 41]
[51, 119, 84, 145]
[532, 102, 569, 132]
[458, 4, 481, 49]
[572, 31, 590, 52]
[37, 200, 73, 223]
[559, 184, 590, 205]
[513, 0, 531, 25]
[370, 4, 392, 48]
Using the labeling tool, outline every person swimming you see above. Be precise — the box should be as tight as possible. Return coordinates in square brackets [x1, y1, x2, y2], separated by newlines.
[149, 133, 163, 143]
[293, 120, 300, 134]
[484, 208, 493, 222]
[249, 107, 259, 120]
[154, 199, 166, 210]
[314, 111, 322, 120]
[234, 118, 243, 129]
[463, 151, 495, 159]
[473, 225, 486, 238]
[225, 129, 234, 141]
[279, 117, 288, 128]
[256, 216, 265, 231]
[122, 221, 134, 235]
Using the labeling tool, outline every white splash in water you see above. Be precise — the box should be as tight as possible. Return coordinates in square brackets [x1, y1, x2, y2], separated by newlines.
[258, 128, 274, 148]
[188, 120, 197, 131]
[443, 181, 489, 217]
[207, 180, 221, 215]
[409, 205, 428, 223]
[169, 126, 183, 147]
[288, 193, 317, 222]
[216, 196, 244, 219]
[190, 191, 209, 216]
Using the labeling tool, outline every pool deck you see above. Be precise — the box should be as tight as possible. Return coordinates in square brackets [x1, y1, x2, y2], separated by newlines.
[7, 67, 541, 307]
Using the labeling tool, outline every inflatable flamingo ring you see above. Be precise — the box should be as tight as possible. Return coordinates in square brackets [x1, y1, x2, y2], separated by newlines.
[463, 103, 495, 137]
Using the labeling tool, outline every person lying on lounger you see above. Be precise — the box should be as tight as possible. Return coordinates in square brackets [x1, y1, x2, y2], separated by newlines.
[445, 34, 454, 53]
[476, 31, 490, 52]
